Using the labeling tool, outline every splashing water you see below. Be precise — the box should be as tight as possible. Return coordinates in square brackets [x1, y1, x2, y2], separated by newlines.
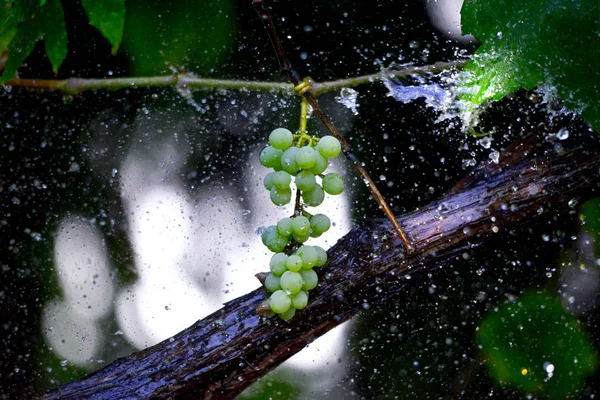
[335, 88, 359, 115]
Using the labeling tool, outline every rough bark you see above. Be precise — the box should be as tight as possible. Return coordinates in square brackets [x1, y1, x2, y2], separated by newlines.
[41, 127, 600, 399]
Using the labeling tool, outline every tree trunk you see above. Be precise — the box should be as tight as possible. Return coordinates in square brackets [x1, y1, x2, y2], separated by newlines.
[41, 127, 600, 399]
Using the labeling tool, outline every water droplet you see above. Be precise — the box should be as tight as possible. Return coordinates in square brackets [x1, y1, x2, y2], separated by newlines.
[489, 150, 500, 164]
[478, 136, 492, 149]
[557, 128, 569, 140]
[335, 88, 359, 115]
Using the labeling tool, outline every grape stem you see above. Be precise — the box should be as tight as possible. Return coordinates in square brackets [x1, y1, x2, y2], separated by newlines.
[252, 0, 415, 252]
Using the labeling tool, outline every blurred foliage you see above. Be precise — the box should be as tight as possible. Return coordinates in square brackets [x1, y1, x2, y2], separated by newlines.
[477, 291, 597, 399]
[80, 0, 125, 55]
[120, 0, 237, 76]
[0, 0, 236, 80]
[581, 197, 600, 254]
[237, 370, 301, 400]
[459, 0, 600, 131]
[0, 0, 67, 81]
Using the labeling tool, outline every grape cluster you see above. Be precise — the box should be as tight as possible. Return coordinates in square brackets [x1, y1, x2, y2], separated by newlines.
[259, 127, 344, 320]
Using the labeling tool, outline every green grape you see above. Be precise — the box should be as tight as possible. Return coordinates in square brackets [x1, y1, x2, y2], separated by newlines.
[270, 253, 288, 276]
[296, 245, 318, 268]
[310, 214, 331, 235]
[280, 271, 304, 294]
[272, 171, 291, 190]
[270, 186, 292, 206]
[278, 306, 296, 321]
[261, 226, 277, 246]
[313, 246, 328, 267]
[295, 170, 317, 192]
[263, 172, 277, 191]
[291, 216, 311, 236]
[281, 147, 301, 175]
[269, 290, 291, 314]
[295, 146, 317, 169]
[259, 146, 283, 169]
[285, 255, 303, 272]
[309, 153, 328, 175]
[291, 291, 308, 309]
[264, 273, 281, 292]
[293, 232, 310, 243]
[316, 136, 342, 159]
[269, 128, 293, 150]
[277, 217, 293, 237]
[322, 173, 344, 195]
[263, 227, 289, 253]
[300, 269, 319, 291]
[302, 185, 325, 207]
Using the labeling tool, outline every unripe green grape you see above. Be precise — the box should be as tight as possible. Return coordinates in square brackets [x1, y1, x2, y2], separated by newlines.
[272, 171, 291, 190]
[285, 255, 303, 272]
[309, 153, 328, 175]
[310, 214, 331, 235]
[295, 170, 317, 192]
[291, 291, 309, 309]
[270, 186, 292, 206]
[270, 253, 288, 276]
[269, 290, 291, 314]
[300, 269, 319, 291]
[260, 146, 283, 169]
[264, 273, 281, 292]
[280, 271, 304, 294]
[263, 228, 289, 253]
[281, 147, 301, 175]
[313, 246, 328, 267]
[316, 136, 342, 159]
[277, 217, 293, 237]
[296, 245, 318, 268]
[322, 173, 344, 195]
[261, 226, 277, 246]
[293, 232, 310, 243]
[269, 128, 293, 150]
[291, 216, 311, 236]
[278, 306, 296, 321]
[302, 185, 325, 207]
[295, 146, 317, 169]
[263, 172, 277, 191]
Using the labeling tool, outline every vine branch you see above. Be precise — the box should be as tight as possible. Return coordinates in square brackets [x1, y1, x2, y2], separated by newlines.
[41, 127, 600, 399]
[1, 60, 464, 96]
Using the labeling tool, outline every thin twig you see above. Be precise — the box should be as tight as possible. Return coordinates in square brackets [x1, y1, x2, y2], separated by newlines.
[252, 0, 415, 252]
[1, 62, 464, 96]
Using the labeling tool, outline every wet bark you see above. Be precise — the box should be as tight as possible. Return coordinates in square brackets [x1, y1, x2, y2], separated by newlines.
[41, 127, 600, 399]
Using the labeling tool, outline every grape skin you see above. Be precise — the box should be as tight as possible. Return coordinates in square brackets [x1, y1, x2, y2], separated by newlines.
[291, 216, 311, 236]
[300, 269, 319, 291]
[270, 186, 292, 206]
[302, 184, 325, 207]
[322, 173, 344, 195]
[295, 146, 318, 169]
[270, 290, 291, 314]
[269, 128, 293, 150]
[316, 136, 341, 159]
[270, 253, 288, 276]
[260, 146, 283, 169]
[291, 291, 308, 309]
[280, 271, 304, 294]
[295, 170, 317, 192]
[265, 273, 281, 292]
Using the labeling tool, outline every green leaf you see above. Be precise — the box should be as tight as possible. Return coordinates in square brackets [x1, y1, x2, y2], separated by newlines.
[81, 0, 125, 55]
[121, 0, 237, 76]
[2, 10, 42, 82]
[460, 0, 600, 131]
[477, 291, 597, 399]
[0, 2, 23, 53]
[43, 0, 67, 73]
[1, 0, 68, 82]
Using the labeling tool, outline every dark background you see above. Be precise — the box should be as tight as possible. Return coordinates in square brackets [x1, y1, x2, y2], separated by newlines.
[0, 0, 597, 399]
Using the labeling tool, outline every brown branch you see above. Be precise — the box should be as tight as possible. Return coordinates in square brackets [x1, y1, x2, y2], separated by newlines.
[39, 126, 600, 399]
